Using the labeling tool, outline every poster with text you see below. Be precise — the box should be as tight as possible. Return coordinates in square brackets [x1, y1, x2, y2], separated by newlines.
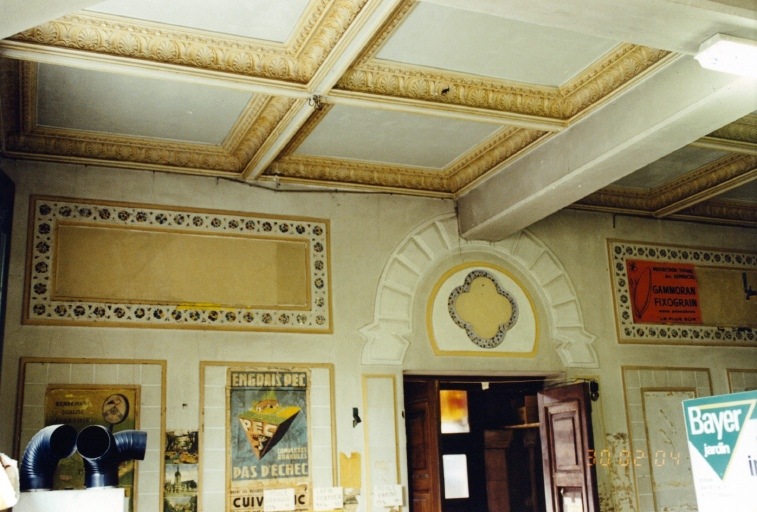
[683, 390, 756, 511]
[626, 259, 702, 324]
[227, 368, 310, 512]
[45, 385, 140, 512]
[164, 430, 199, 512]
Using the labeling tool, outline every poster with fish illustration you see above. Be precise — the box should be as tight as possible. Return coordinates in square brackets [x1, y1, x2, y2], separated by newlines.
[227, 368, 310, 512]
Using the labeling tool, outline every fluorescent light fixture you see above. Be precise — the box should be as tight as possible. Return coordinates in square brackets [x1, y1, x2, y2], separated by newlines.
[695, 34, 757, 78]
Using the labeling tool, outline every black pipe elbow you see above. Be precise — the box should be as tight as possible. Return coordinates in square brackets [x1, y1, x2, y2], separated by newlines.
[20, 424, 78, 491]
[76, 425, 147, 488]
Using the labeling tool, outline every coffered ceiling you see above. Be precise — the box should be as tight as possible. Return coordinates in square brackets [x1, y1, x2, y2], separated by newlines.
[1, 0, 755, 240]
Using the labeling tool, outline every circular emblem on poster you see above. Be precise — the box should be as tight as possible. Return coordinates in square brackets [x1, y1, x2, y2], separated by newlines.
[102, 393, 130, 425]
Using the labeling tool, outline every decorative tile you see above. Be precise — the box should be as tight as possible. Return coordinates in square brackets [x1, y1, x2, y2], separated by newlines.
[24, 196, 331, 332]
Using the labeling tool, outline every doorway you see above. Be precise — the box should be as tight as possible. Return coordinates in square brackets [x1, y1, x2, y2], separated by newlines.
[404, 375, 598, 512]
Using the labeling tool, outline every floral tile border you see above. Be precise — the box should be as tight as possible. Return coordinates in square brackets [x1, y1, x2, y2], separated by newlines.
[608, 239, 755, 346]
[24, 196, 331, 332]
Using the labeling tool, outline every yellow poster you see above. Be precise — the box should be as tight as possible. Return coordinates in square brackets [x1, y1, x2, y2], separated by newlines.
[45, 385, 140, 511]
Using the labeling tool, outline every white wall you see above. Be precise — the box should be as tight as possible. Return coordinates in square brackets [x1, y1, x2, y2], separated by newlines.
[1, 158, 755, 512]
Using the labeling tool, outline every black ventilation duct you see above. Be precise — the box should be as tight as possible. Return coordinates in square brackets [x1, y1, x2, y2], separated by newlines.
[19, 424, 78, 491]
[76, 425, 147, 488]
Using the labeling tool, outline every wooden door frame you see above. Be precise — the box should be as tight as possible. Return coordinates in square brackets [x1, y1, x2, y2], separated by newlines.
[403, 373, 565, 512]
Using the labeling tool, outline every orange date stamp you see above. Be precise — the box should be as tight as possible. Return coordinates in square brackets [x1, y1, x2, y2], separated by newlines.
[588, 448, 681, 467]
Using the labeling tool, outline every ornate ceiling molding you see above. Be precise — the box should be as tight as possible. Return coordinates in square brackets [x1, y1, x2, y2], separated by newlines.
[558, 44, 670, 118]
[708, 114, 757, 145]
[265, 155, 453, 195]
[268, 104, 550, 195]
[280, 104, 332, 155]
[574, 154, 757, 223]
[694, 114, 757, 154]
[337, 44, 670, 121]
[7, 0, 368, 84]
[653, 154, 757, 216]
[1, 60, 298, 174]
[445, 127, 550, 193]
[336, 0, 671, 120]
[677, 199, 757, 225]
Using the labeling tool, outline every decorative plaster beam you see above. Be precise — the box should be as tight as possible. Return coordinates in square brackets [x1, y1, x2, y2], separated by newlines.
[0, 42, 313, 99]
[457, 56, 757, 241]
[242, 0, 404, 180]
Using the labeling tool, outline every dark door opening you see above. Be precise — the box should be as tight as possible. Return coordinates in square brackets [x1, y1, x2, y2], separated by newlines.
[404, 376, 598, 512]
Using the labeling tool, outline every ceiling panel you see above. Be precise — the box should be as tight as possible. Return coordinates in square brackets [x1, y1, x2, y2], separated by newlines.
[36, 63, 254, 144]
[719, 180, 757, 202]
[293, 104, 501, 168]
[2, 0, 755, 231]
[377, 2, 618, 86]
[614, 146, 733, 190]
[85, 0, 311, 42]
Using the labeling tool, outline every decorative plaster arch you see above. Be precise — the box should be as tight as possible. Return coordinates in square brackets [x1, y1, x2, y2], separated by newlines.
[359, 214, 598, 367]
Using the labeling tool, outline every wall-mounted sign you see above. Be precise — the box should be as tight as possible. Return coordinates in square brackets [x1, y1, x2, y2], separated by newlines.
[313, 487, 343, 511]
[372, 484, 403, 507]
[227, 369, 310, 512]
[625, 260, 701, 324]
[609, 240, 756, 346]
[683, 390, 756, 511]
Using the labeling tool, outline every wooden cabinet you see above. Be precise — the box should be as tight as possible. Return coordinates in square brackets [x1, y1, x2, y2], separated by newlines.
[485, 424, 543, 512]
[485, 429, 513, 512]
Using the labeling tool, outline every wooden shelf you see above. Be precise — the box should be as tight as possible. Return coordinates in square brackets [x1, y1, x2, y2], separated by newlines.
[504, 422, 540, 430]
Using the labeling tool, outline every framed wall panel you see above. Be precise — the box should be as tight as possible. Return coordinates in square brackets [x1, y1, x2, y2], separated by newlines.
[622, 366, 712, 512]
[727, 369, 757, 393]
[15, 357, 166, 512]
[199, 362, 336, 512]
[609, 240, 756, 346]
[23, 196, 331, 332]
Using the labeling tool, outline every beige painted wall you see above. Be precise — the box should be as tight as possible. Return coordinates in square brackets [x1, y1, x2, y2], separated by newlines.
[1, 159, 755, 512]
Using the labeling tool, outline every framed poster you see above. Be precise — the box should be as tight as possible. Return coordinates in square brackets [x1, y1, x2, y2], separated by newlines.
[608, 240, 756, 345]
[165, 430, 199, 512]
[15, 358, 166, 512]
[227, 368, 311, 511]
[45, 384, 140, 511]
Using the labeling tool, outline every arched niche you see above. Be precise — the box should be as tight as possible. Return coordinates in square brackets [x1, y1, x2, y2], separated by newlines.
[359, 214, 597, 368]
